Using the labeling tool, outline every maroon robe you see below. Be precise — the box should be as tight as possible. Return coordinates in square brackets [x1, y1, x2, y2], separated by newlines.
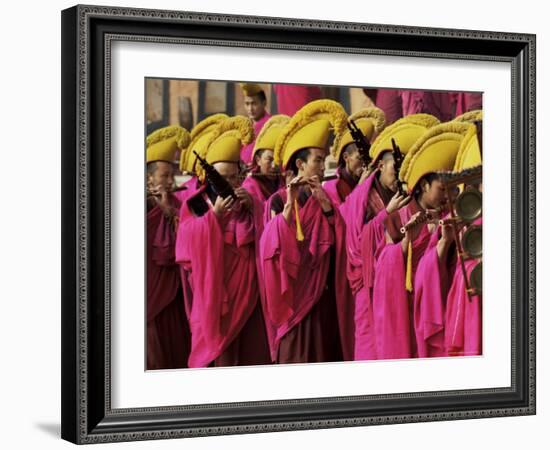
[175, 185, 270, 367]
[323, 167, 358, 207]
[260, 188, 354, 363]
[147, 195, 191, 369]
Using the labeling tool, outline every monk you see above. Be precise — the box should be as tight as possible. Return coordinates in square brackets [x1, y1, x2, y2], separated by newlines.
[242, 115, 289, 206]
[260, 99, 353, 363]
[414, 122, 482, 358]
[339, 114, 439, 360]
[372, 122, 471, 360]
[146, 126, 192, 370]
[324, 108, 386, 207]
[239, 83, 271, 166]
[175, 116, 270, 368]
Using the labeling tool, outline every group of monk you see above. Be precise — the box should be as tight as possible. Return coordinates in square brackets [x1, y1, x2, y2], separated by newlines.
[146, 83, 483, 370]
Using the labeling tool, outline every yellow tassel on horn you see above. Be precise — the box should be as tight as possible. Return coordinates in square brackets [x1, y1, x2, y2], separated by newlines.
[294, 200, 304, 241]
[406, 240, 413, 292]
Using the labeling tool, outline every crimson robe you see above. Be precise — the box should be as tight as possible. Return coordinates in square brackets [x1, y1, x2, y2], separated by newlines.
[240, 112, 271, 166]
[323, 167, 358, 207]
[445, 218, 482, 356]
[273, 84, 322, 116]
[339, 171, 395, 360]
[260, 188, 354, 363]
[147, 195, 190, 369]
[175, 186, 270, 367]
[369, 89, 404, 125]
[371, 199, 433, 359]
[401, 90, 455, 122]
[453, 92, 483, 117]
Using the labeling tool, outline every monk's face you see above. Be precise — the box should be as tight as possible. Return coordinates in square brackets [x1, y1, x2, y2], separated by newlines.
[213, 161, 241, 189]
[244, 94, 266, 121]
[342, 144, 363, 179]
[420, 177, 447, 209]
[378, 151, 398, 191]
[297, 147, 326, 179]
[147, 161, 174, 191]
[254, 149, 276, 175]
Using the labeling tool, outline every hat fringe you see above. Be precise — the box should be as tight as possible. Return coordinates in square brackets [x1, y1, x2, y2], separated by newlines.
[274, 99, 348, 166]
[146, 125, 190, 150]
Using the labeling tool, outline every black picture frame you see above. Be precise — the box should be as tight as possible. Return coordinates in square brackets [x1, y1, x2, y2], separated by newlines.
[61, 4, 536, 444]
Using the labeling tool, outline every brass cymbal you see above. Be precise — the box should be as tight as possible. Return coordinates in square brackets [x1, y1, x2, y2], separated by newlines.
[462, 225, 483, 258]
[455, 186, 482, 222]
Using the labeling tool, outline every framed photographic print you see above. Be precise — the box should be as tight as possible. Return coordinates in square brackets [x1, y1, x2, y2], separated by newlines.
[61, 4, 536, 444]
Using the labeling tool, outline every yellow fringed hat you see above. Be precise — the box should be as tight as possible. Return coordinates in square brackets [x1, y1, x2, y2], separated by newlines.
[368, 114, 440, 165]
[253, 114, 291, 156]
[204, 115, 254, 166]
[240, 83, 264, 97]
[400, 121, 475, 193]
[180, 113, 229, 173]
[333, 107, 386, 162]
[274, 99, 348, 171]
[453, 109, 483, 123]
[454, 122, 482, 171]
[147, 125, 190, 163]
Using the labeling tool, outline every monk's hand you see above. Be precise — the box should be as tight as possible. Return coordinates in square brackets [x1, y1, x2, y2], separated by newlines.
[213, 195, 235, 218]
[285, 175, 302, 205]
[386, 191, 411, 214]
[308, 176, 332, 212]
[358, 166, 371, 184]
[234, 187, 253, 210]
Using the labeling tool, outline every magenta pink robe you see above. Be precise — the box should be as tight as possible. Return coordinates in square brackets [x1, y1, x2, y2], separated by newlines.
[260, 188, 354, 362]
[174, 175, 201, 203]
[273, 84, 322, 116]
[147, 197, 190, 369]
[240, 112, 271, 166]
[175, 188, 269, 367]
[445, 218, 482, 356]
[371, 200, 433, 359]
[339, 171, 389, 360]
[413, 227, 456, 358]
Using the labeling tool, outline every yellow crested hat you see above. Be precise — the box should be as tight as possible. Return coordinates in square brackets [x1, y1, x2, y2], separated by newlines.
[204, 115, 254, 166]
[400, 121, 475, 193]
[369, 114, 440, 164]
[333, 107, 386, 162]
[274, 99, 348, 171]
[240, 83, 264, 97]
[454, 122, 482, 171]
[253, 114, 291, 156]
[146, 125, 190, 163]
[453, 109, 483, 123]
[180, 113, 228, 173]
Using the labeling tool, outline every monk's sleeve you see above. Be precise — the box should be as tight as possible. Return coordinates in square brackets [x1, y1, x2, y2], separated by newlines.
[361, 208, 388, 290]
[372, 243, 412, 359]
[148, 206, 177, 267]
[413, 246, 447, 358]
[175, 209, 227, 346]
[260, 214, 301, 326]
